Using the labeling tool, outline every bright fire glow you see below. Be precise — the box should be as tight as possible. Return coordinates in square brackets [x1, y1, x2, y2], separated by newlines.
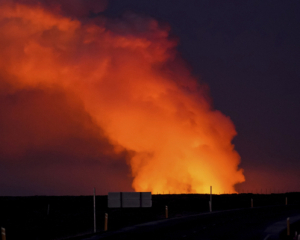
[0, 1, 245, 194]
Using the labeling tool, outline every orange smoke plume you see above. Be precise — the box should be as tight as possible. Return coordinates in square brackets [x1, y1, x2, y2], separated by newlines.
[0, 1, 244, 194]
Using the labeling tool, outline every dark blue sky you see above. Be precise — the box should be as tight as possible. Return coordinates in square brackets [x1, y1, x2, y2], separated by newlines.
[104, 0, 300, 192]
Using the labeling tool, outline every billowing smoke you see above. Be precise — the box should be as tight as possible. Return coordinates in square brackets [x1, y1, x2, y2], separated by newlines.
[0, 0, 244, 195]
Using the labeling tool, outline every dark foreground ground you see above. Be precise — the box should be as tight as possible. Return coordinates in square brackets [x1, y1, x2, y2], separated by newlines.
[87, 205, 300, 240]
[0, 193, 299, 240]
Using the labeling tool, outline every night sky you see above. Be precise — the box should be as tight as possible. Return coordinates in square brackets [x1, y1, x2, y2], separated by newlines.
[0, 0, 299, 195]
[104, 0, 300, 193]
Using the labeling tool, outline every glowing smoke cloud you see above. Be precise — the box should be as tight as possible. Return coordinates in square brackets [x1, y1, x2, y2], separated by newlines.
[0, 1, 244, 194]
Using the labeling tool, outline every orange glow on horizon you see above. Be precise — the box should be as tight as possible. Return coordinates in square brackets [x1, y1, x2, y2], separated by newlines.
[0, 1, 245, 194]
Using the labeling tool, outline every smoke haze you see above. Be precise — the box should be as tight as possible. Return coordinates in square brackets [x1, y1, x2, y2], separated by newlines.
[0, 0, 244, 195]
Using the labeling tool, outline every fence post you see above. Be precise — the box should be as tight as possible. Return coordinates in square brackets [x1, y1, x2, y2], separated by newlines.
[210, 186, 212, 212]
[251, 198, 253, 208]
[104, 213, 108, 231]
[285, 197, 288, 206]
[1, 227, 6, 240]
[93, 188, 96, 233]
[47, 204, 50, 215]
[165, 205, 168, 219]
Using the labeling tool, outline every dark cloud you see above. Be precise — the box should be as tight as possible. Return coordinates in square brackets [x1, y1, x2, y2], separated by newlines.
[0, 82, 133, 195]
